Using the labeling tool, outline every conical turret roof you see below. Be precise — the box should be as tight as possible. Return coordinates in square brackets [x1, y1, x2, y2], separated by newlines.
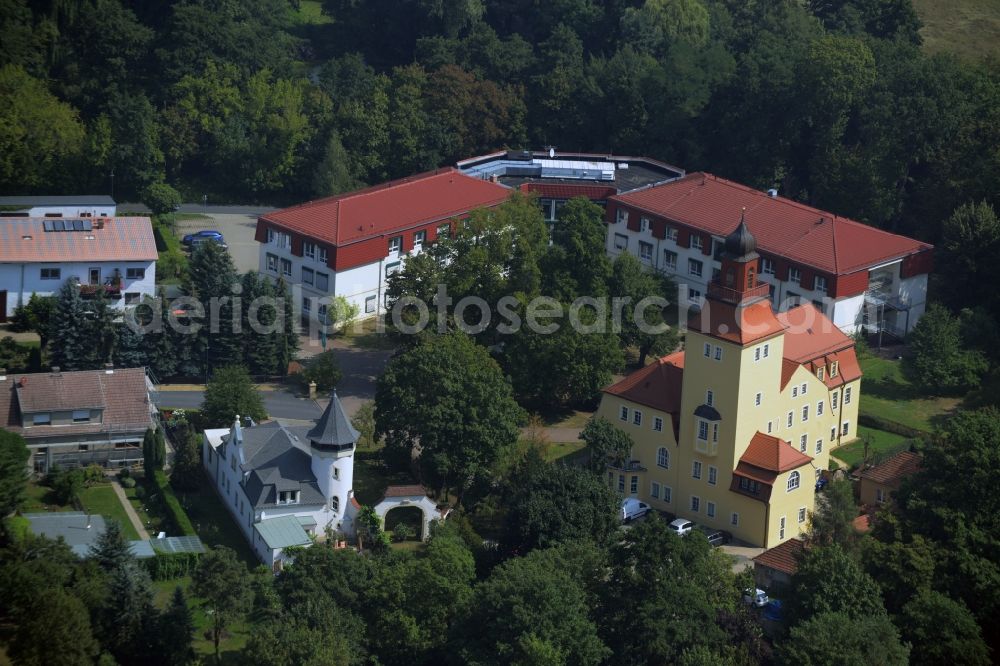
[307, 390, 359, 450]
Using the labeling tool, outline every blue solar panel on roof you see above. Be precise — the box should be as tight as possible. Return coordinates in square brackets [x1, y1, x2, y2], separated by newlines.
[43, 220, 53, 231]
[83, 220, 92, 231]
[73, 219, 84, 230]
[53, 220, 65, 231]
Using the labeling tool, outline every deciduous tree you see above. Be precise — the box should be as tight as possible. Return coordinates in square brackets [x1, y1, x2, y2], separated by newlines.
[201, 365, 267, 427]
[192, 547, 251, 663]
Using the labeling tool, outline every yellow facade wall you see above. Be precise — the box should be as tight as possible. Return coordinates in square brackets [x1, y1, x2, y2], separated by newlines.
[597, 325, 863, 548]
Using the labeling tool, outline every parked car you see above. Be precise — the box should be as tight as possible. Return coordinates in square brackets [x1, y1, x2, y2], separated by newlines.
[695, 525, 727, 547]
[621, 498, 651, 523]
[182, 229, 225, 245]
[668, 518, 694, 536]
[743, 588, 769, 607]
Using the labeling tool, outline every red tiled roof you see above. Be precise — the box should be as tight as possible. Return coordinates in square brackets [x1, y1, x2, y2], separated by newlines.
[853, 514, 873, 533]
[613, 173, 931, 275]
[777, 304, 854, 362]
[381, 484, 428, 498]
[733, 462, 778, 485]
[753, 537, 805, 575]
[858, 450, 921, 484]
[603, 351, 684, 414]
[687, 298, 786, 345]
[261, 168, 512, 246]
[0, 217, 157, 263]
[741, 432, 813, 473]
[1, 368, 152, 440]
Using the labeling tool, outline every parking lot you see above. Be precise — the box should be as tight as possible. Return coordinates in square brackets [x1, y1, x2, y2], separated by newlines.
[174, 212, 264, 274]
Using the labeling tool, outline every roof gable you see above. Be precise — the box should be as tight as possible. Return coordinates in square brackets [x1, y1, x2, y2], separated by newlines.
[687, 298, 786, 345]
[613, 173, 931, 275]
[741, 432, 813, 473]
[603, 351, 685, 415]
[753, 538, 805, 575]
[858, 450, 921, 484]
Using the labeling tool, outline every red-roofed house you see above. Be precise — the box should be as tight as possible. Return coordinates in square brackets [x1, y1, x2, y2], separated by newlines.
[607, 172, 932, 337]
[254, 168, 511, 318]
[753, 538, 805, 591]
[0, 367, 155, 473]
[597, 221, 862, 547]
[858, 450, 921, 507]
[0, 216, 157, 320]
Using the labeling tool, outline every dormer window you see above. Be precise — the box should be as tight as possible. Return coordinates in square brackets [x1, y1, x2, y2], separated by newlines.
[830, 361, 839, 377]
[72, 409, 90, 423]
[32, 413, 51, 425]
[278, 490, 300, 505]
[333, 467, 340, 480]
[817, 367, 825, 381]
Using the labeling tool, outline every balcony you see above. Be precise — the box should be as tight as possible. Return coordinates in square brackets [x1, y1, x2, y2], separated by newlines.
[79, 277, 122, 298]
[707, 280, 770, 304]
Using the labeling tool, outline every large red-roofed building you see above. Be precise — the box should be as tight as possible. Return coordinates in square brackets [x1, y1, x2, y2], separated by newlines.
[254, 168, 511, 318]
[606, 172, 932, 337]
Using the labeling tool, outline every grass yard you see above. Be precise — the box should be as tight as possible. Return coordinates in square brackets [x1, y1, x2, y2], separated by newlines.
[152, 577, 250, 664]
[543, 441, 587, 464]
[79, 485, 141, 540]
[292, 0, 332, 25]
[336, 315, 398, 350]
[123, 482, 168, 536]
[540, 409, 594, 429]
[859, 356, 959, 433]
[22, 482, 140, 539]
[832, 426, 911, 469]
[913, 0, 1000, 62]
[177, 479, 258, 565]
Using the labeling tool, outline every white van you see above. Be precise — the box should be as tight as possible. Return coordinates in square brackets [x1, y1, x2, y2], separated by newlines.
[621, 498, 651, 523]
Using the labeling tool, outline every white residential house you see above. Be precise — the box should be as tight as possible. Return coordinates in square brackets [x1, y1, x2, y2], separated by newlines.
[203, 391, 359, 569]
[0, 195, 117, 219]
[0, 216, 157, 321]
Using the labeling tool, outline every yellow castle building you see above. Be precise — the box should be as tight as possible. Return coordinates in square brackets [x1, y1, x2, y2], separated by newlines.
[598, 217, 862, 547]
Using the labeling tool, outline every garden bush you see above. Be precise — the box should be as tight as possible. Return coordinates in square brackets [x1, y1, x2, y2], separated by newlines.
[121, 476, 136, 489]
[153, 471, 196, 536]
[392, 523, 415, 542]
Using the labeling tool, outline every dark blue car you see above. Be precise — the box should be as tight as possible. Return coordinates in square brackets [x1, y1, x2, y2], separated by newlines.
[182, 230, 225, 245]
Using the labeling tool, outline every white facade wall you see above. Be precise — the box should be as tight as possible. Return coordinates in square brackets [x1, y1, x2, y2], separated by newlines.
[0, 260, 156, 317]
[13, 204, 117, 218]
[258, 235, 427, 320]
[605, 223, 927, 335]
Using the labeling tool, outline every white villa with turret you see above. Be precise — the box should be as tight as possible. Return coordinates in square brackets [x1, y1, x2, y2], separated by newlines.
[202, 391, 359, 569]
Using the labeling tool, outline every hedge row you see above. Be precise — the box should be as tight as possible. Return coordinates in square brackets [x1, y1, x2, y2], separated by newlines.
[143, 551, 200, 581]
[152, 470, 196, 536]
[858, 413, 929, 440]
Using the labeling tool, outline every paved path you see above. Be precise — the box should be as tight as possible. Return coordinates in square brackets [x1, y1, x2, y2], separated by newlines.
[110, 480, 150, 540]
[157, 388, 324, 420]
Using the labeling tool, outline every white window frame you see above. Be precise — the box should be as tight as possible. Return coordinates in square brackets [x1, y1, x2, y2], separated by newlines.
[815, 438, 823, 454]
[690, 235, 703, 250]
[666, 226, 678, 241]
[708, 466, 717, 486]
[761, 258, 775, 275]
[731, 512, 739, 527]
[688, 258, 703, 277]
[663, 485, 672, 503]
[714, 346, 723, 361]
[703, 343, 711, 357]
[842, 421, 850, 436]
[302, 267, 314, 286]
[653, 417, 663, 432]
[815, 275, 827, 293]
[787, 471, 800, 491]
[845, 386, 852, 404]
[40, 267, 61, 280]
[763, 343, 770, 358]
[304, 241, 316, 260]
[707, 501, 716, 518]
[614, 233, 628, 250]
[388, 235, 402, 254]
[691, 496, 700, 512]
[663, 249, 678, 269]
[657, 447, 669, 469]
[692, 461, 702, 479]
[799, 434, 807, 452]
[126, 267, 145, 280]
[817, 400, 824, 416]
[651, 482, 660, 499]
[72, 410, 90, 423]
[832, 390, 839, 409]
[779, 516, 786, 539]
[616, 208, 628, 225]
[798, 507, 807, 524]
[633, 410, 643, 426]
[619, 406, 628, 421]
[787, 411, 793, 428]
[640, 217, 650, 232]
[688, 288, 701, 303]
[789, 267, 801, 283]
[697, 421, 708, 441]
[802, 405, 809, 422]
[755, 392, 762, 406]
[705, 390, 714, 407]
[792, 386, 798, 398]
[280, 258, 292, 277]
[414, 230, 427, 248]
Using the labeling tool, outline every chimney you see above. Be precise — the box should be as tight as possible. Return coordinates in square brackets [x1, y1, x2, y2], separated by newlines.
[104, 363, 114, 375]
[51, 366, 60, 375]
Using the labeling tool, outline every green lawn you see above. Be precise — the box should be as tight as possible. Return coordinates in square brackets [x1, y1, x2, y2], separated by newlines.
[22, 482, 140, 539]
[176, 479, 258, 565]
[543, 441, 587, 463]
[859, 356, 959, 433]
[79, 485, 140, 540]
[914, 0, 1000, 62]
[153, 577, 250, 663]
[123, 481, 169, 536]
[292, 0, 332, 25]
[335, 315, 398, 350]
[832, 426, 910, 469]
[540, 409, 594, 429]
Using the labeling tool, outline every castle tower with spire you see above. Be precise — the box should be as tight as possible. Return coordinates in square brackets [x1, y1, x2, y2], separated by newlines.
[308, 390, 358, 519]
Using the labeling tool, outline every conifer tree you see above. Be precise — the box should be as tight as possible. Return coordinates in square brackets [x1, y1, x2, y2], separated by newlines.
[89, 519, 133, 571]
[160, 586, 196, 666]
[241, 272, 278, 376]
[142, 428, 157, 479]
[186, 242, 242, 375]
[49, 280, 91, 371]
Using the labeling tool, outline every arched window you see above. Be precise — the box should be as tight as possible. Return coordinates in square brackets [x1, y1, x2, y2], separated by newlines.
[657, 447, 670, 469]
[748, 267, 756, 288]
[331, 496, 340, 513]
[787, 471, 800, 491]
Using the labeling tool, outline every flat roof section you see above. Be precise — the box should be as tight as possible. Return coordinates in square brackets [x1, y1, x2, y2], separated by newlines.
[457, 150, 685, 194]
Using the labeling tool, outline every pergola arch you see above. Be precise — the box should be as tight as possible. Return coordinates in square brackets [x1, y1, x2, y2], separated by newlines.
[372, 485, 442, 541]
